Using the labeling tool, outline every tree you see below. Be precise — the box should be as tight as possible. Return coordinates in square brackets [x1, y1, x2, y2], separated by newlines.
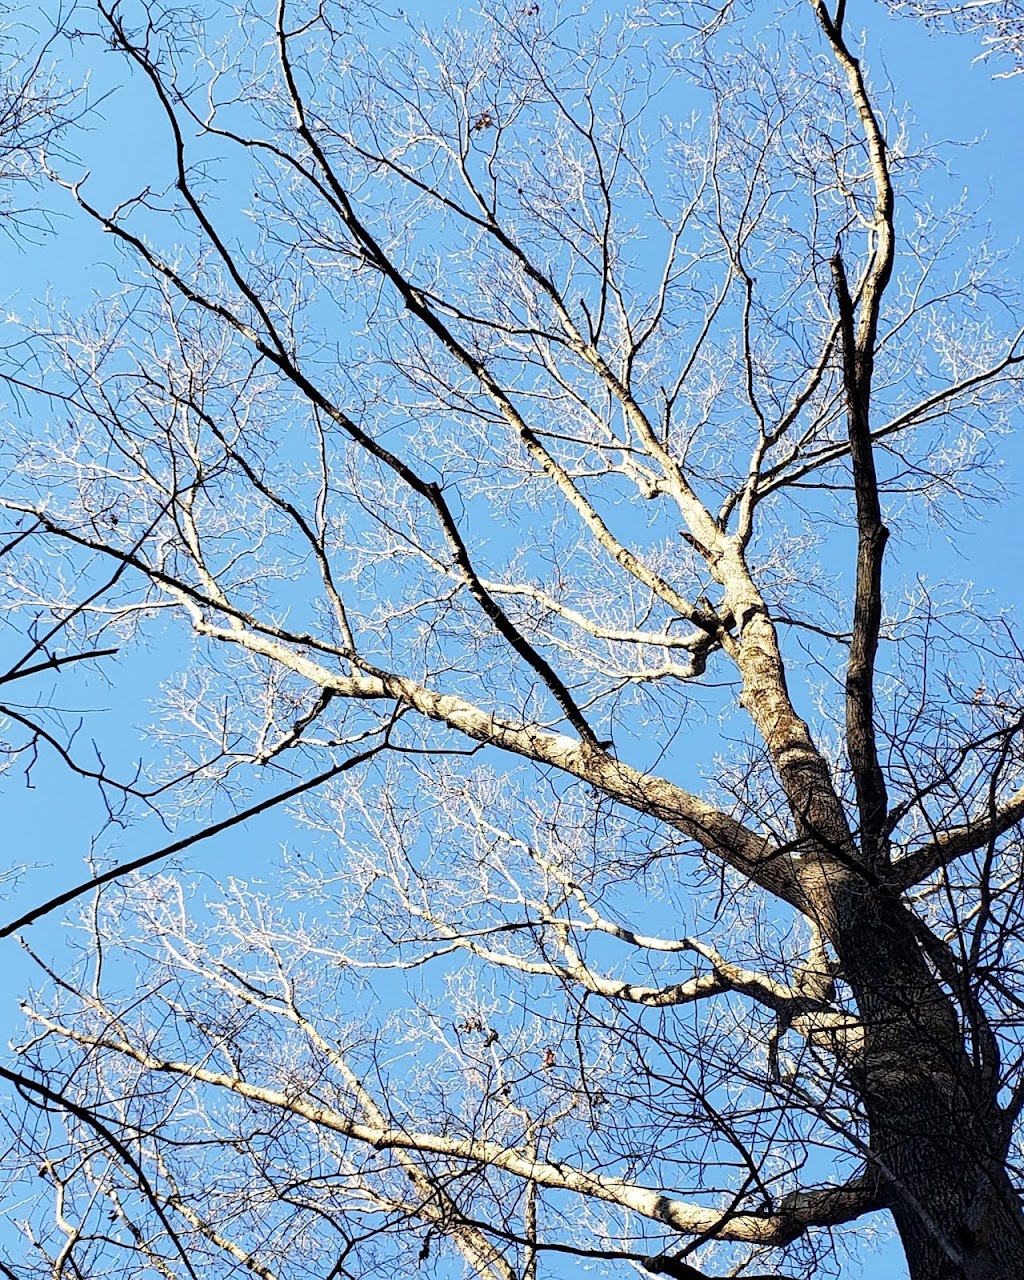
[2, 1, 1024, 1277]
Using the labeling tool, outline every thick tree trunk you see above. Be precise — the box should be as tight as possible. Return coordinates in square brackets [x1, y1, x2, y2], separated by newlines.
[886, 1119, 1024, 1280]
[714, 527, 1024, 1277]
[825, 879, 1024, 1279]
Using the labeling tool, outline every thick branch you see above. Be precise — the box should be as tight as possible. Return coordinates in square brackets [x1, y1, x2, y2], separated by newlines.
[892, 786, 1024, 889]
[814, 0, 897, 870]
[189, 619, 797, 901]
[832, 250, 890, 866]
[0, 499, 793, 903]
[20, 1016, 882, 1248]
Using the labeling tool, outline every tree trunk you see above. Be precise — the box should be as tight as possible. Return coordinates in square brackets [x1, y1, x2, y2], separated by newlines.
[722, 564, 1024, 1279]
[825, 877, 1024, 1279]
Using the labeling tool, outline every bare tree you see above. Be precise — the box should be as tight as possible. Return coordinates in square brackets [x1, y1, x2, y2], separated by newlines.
[2, 1, 1024, 1278]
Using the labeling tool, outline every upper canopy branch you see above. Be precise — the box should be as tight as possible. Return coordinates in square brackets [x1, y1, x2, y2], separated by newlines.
[814, 0, 897, 868]
[832, 248, 890, 867]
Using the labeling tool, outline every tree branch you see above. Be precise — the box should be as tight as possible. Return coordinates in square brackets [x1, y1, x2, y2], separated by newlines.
[892, 786, 1024, 889]
[16, 1011, 884, 1249]
[832, 248, 890, 867]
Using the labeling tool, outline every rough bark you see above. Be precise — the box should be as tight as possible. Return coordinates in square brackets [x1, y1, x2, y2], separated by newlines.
[828, 878, 1024, 1280]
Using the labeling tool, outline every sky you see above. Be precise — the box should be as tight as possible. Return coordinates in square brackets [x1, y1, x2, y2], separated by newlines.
[2, 2, 1024, 1278]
